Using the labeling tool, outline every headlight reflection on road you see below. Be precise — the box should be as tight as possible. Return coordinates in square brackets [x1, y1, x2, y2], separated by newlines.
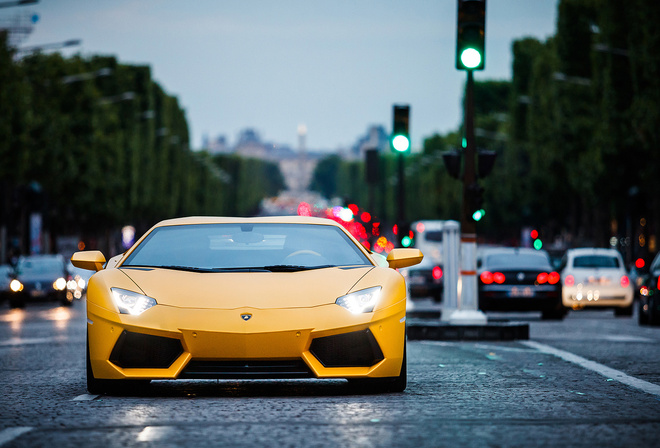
[1, 308, 26, 333]
[42, 307, 73, 331]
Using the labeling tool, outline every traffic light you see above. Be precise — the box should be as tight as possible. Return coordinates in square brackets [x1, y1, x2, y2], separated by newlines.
[456, 0, 486, 71]
[470, 183, 485, 221]
[531, 229, 543, 250]
[391, 105, 410, 152]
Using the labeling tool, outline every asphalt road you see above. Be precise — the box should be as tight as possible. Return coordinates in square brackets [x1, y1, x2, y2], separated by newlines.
[1, 298, 659, 447]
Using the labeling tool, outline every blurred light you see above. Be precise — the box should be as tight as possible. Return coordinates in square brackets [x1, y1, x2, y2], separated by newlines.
[472, 209, 485, 221]
[620, 276, 630, 288]
[533, 239, 543, 250]
[338, 207, 354, 222]
[10, 279, 23, 292]
[393, 224, 398, 235]
[361, 212, 371, 223]
[122, 225, 136, 250]
[565, 275, 575, 287]
[548, 272, 560, 285]
[362, 241, 371, 250]
[537, 272, 548, 284]
[348, 204, 359, 215]
[78, 241, 86, 250]
[53, 277, 67, 291]
[332, 206, 343, 218]
[530, 229, 539, 239]
[416, 222, 425, 233]
[401, 236, 412, 247]
[635, 258, 645, 269]
[297, 202, 312, 216]
[460, 48, 482, 69]
[432, 266, 443, 280]
[480, 271, 493, 284]
[609, 237, 618, 247]
[640, 286, 649, 296]
[392, 135, 410, 152]
[493, 272, 505, 284]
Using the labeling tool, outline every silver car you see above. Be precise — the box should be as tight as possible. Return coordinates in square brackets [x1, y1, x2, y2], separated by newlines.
[560, 248, 633, 315]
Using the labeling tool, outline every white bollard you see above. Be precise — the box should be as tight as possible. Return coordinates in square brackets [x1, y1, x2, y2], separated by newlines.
[449, 233, 487, 325]
[441, 221, 460, 321]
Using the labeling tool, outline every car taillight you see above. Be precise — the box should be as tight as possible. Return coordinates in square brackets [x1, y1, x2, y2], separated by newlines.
[537, 272, 548, 284]
[620, 276, 629, 288]
[657, 277, 660, 290]
[565, 275, 575, 287]
[432, 266, 443, 280]
[548, 272, 560, 285]
[480, 271, 493, 284]
[493, 272, 505, 284]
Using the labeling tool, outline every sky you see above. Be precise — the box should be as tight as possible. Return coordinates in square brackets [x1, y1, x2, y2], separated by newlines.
[8, 0, 558, 152]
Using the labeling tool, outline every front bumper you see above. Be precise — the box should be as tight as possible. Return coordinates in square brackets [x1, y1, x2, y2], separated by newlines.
[87, 300, 406, 381]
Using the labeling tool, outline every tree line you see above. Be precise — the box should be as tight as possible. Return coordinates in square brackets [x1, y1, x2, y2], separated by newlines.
[0, 32, 284, 259]
[310, 0, 659, 262]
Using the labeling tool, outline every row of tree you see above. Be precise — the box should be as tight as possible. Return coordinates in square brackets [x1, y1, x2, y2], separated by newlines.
[310, 0, 659, 261]
[0, 32, 284, 258]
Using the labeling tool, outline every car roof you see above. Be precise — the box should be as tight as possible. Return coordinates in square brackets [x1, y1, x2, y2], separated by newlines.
[478, 247, 547, 256]
[566, 248, 621, 257]
[154, 216, 343, 227]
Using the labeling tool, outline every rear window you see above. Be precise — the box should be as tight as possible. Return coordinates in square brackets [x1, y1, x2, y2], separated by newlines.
[573, 255, 620, 268]
[423, 231, 443, 243]
[483, 253, 550, 270]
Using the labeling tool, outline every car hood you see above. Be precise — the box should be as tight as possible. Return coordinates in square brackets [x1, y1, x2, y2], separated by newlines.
[119, 266, 374, 309]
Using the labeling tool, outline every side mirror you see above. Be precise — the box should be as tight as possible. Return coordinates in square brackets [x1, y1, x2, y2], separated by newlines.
[386, 248, 424, 269]
[71, 251, 106, 272]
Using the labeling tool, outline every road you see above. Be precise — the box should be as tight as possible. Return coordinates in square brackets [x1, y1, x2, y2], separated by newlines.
[1, 298, 659, 447]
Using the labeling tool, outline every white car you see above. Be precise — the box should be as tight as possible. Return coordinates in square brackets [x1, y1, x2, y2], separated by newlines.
[560, 248, 633, 315]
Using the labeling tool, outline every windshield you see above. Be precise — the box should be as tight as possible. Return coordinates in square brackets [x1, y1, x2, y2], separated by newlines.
[17, 257, 64, 275]
[573, 255, 620, 269]
[122, 223, 372, 270]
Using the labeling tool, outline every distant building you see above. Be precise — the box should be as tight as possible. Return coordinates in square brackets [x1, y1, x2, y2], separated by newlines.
[349, 125, 389, 160]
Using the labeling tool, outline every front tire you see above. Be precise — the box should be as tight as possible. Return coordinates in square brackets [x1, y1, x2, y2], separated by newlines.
[348, 343, 407, 393]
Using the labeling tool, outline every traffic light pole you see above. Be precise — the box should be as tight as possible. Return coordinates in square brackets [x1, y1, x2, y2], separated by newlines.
[450, 69, 487, 325]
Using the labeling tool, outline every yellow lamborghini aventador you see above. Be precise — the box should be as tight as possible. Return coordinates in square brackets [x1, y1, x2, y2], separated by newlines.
[71, 216, 423, 394]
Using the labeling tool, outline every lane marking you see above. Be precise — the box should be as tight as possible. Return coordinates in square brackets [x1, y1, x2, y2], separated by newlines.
[72, 394, 99, 401]
[522, 340, 660, 397]
[0, 427, 33, 446]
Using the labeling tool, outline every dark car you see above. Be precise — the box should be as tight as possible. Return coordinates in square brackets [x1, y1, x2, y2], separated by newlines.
[0, 264, 13, 303]
[477, 247, 566, 320]
[8, 254, 71, 308]
[639, 253, 660, 325]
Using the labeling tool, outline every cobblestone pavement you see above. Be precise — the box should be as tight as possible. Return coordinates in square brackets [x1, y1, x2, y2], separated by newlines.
[1, 300, 659, 447]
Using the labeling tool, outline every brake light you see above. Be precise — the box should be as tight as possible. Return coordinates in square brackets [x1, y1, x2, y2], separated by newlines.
[432, 266, 443, 280]
[657, 277, 660, 290]
[493, 272, 506, 284]
[548, 272, 560, 285]
[565, 275, 575, 287]
[480, 271, 493, 284]
[620, 276, 629, 288]
[537, 272, 548, 284]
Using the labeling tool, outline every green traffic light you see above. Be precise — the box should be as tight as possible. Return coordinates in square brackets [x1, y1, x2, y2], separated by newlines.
[533, 239, 543, 250]
[401, 236, 413, 247]
[392, 135, 410, 152]
[472, 209, 485, 221]
[460, 48, 482, 69]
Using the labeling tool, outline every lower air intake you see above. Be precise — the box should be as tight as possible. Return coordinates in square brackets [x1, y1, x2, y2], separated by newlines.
[179, 360, 314, 379]
[310, 329, 384, 367]
[109, 330, 183, 369]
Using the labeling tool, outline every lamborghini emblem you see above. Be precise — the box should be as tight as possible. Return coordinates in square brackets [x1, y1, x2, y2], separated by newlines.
[241, 313, 252, 321]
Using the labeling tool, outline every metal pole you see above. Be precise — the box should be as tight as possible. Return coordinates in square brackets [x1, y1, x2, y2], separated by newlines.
[450, 69, 487, 325]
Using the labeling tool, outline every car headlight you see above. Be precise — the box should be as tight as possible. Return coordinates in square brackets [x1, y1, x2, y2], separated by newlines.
[111, 288, 157, 315]
[10, 279, 23, 292]
[53, 277, 67, 291]
[335, 286, 382, 314]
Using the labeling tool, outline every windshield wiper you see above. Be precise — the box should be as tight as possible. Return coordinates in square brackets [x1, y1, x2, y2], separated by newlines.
[261, 264, 335, 272]
[150, 265, 219, 273]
